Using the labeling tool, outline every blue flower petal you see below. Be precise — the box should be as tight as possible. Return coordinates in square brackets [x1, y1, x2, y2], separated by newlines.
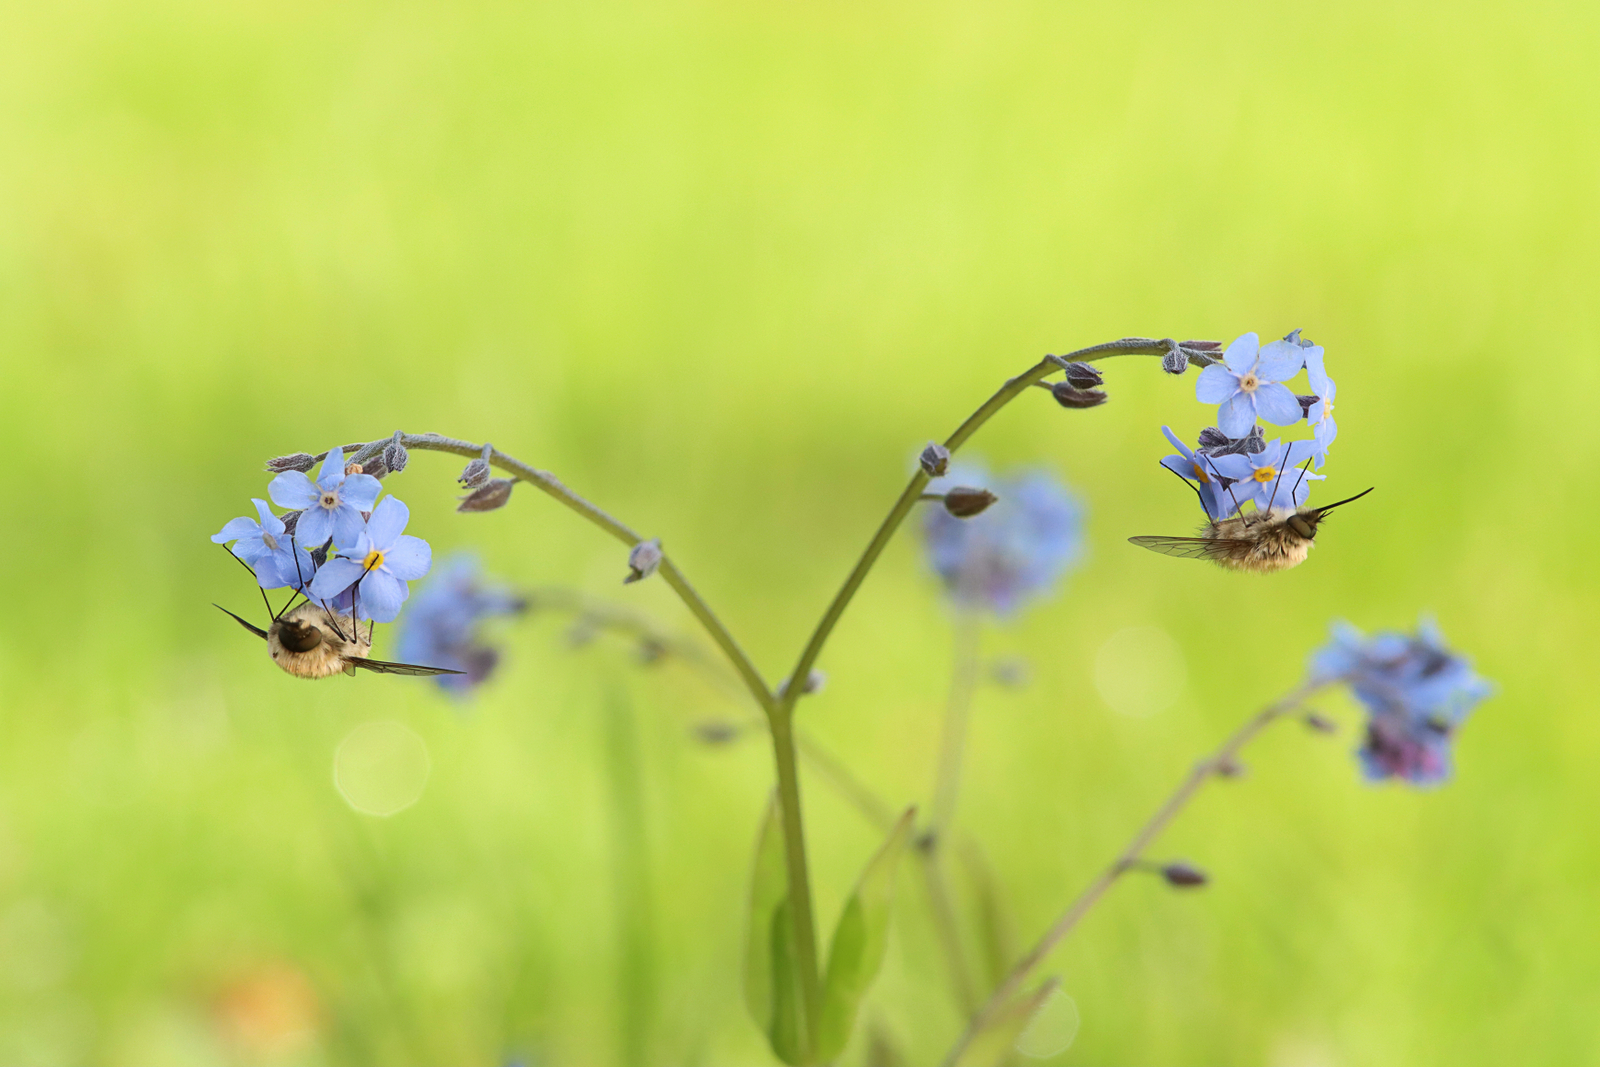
[1160, 454, 1196, 480]
[1253, 382, 1304, 426]
[268, 471, 318, 511]
[365, 497, 410, 547]
[1217, 392, 1257, 438]
[1195, 364, 1239, 404]
[382, 535, 431, 581]
[331, 505, 368, 550]
[1256, 340, 1305, 382]
[295, 507, 334, 548]
[1303, 347, 1331, 395]
[316, 447, 348, 489]
[309, 556, 364, 600]
[250, 499, 284, 536]
[212, 516, 260, 544]
[356, 571, 408, 623]
[342, 473, 382, 513]
[1221, 333, 1260, 374]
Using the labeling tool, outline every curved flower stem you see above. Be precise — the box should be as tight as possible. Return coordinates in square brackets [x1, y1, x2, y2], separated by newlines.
[775, 338, 1181, 716]
[939, 679, 1329, 1067]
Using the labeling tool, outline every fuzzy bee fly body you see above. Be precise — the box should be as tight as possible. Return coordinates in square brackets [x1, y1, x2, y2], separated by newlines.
[1128, 488, 1373, 574]
[215, 602, 462, 679]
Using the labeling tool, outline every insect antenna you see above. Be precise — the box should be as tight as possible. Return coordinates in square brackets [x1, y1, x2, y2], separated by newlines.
[217, 542, 277, 621]
[1160, 462, 1214, 519]
[1311, 486, 1375, 516]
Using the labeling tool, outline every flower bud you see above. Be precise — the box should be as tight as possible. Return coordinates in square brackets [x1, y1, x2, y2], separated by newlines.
[1161, 348, 1189, 375]
[1303, 711, 1338, 734]
[693, 720, 741, 745]
[382, 432, 409, 475]
[1061, 361, 1104, 389]
[1181, 339, 1223, 352]
[624, 538, 663, 584]
[457, 478, 515, 512]
[943, 487, 999, 518]
[279, 510, 301, 538]
[1161, 861, 1208, 888]
[1283, 328, 1314, 348]
[1050, 383, 1108, 409]
[266, 452, 316, 473]
[1214, 756, 1247, 779]
[777, 669, 827, 697]
[1297, 394, 1318, 416]
[990, 655, 1031, 688]
[360, 456, 388, 478]
[919, 442, 951, 477]
[1197, 425, 1266, 457]
[458, 458, 491, 489]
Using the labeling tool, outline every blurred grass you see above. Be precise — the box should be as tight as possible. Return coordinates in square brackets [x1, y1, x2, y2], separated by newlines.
[0, 0, 1596, 1062]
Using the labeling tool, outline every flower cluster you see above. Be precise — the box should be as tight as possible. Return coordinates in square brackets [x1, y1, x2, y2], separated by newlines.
[1310, 617, 1493, 786]
[1159, 329, 1338, 518]
[212, 446, 432, 622]
[393, 555, 527, 692]
[922, 462, 1085, 615]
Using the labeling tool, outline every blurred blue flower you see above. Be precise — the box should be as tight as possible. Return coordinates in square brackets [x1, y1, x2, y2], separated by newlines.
[395, 554, 527, 692]
[307, 497, 432, 622]
[268, 446, 381, 549]
[922, 462, 1085, 615]
[1310, 618, 1493, 787]
[1194, 332, 1306, 438]
[1207, 438, 1323, 512]
[1303, 346, 1337, 468]
[1158, 426, 1235, 519]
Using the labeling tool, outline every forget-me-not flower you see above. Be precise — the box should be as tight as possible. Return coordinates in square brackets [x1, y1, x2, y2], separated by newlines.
[1195, 333, 1306, 439]
[1310, 618, 1492, 787]
[212, 499, 315, 591]
[922, 462, 1085, 615]
[268, 446, 381, 549]
[395, 554, 526, 692]
[1207, 438, 1322, 512]
[307, 497, 432, 622]
[1158, 427, 1235, 519]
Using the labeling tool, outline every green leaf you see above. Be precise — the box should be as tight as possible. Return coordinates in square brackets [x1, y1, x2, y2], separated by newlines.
[815, 807, 916, 1062]
[743, 794, 806, 1065]
[951, 977, 1060, 1067]
[956, 841, 1017, 993]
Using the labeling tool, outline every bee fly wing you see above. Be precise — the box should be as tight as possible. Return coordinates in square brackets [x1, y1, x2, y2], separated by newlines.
[214, 603, 268, 640]
[349, 658, 466, 677]
[1127, 535, 1255, 562]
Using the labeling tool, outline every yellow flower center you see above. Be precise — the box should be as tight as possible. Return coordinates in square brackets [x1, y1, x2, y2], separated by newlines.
[1238, 372, 1259, 393]
[362, 548, 385, 571]
[1190, 461, 1211, 484]
[1252, 466, 1277, 483]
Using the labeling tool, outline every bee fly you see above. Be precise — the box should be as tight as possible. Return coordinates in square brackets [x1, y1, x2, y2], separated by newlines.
[215, 602, 463, 679]
[213, 545, 461, 679]
[1128, 457, 1372, 574]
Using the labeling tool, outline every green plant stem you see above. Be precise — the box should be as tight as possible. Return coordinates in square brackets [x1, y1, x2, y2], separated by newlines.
[920, 610, 984, 1016]
[340, 433, 825, 1057]
[775, 338, 1180, 715]
[938, 680, 1329, 1067]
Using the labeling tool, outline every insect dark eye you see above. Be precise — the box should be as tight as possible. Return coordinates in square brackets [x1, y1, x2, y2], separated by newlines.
[280, 624, 323, 653]
[1289, 516, 1315, 538]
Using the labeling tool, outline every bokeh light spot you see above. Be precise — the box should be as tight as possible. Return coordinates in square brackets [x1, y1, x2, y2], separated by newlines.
[333, 721, 431, 816]
[1094, 625, 1187, 717]
[1015, 987, 1080, 1058]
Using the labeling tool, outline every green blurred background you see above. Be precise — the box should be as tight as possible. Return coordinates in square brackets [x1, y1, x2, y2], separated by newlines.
[0, 0, 1593, 1063]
